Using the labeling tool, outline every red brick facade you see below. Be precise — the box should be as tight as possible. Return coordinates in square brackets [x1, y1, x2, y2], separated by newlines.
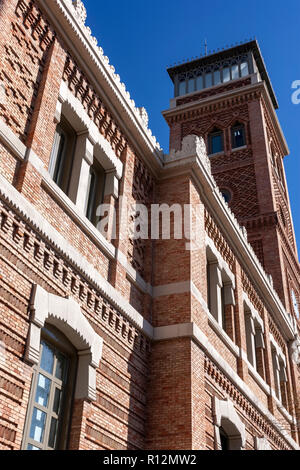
[0, 0, 299, 451]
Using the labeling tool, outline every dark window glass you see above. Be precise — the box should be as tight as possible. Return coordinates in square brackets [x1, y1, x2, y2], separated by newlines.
[221, 189, 232, 204]
[220, 427, 229, 450]
[23, 326, 77, 450]
[209, 131, 223, 154]
[49, 118, 76, 194]
[85, 160, 106, 227]
[231, 124, 245, 149]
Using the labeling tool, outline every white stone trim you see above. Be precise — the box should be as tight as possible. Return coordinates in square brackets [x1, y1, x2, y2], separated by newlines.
[207, 312, 240, 357]
[213, 397, 246, 449]
[41, 170, 116, 260]
[59, 81, 123, 179]
[116, 249, 152, 296]
[39, 0, 163, 169]
[0, 118, 26, 160]
[26, 284, 103, 401]
[205, 235, 235, 287]
[242, 292, 264, 332]
[246, 358, 271, 395]
[153, 280, 191, 298]
[0, 175, 153, 338]
[255, 436, 272, 450]
[270, 333, 286, 366]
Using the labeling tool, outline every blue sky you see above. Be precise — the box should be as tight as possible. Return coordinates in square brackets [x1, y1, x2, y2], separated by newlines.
[84, 0, 300, 250]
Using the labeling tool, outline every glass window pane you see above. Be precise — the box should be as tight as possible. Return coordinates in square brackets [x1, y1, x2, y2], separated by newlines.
[55, 352, 67, 381]
[196, 75, 203, 90]
[40, 342, 54, 374]
[27, 444, 41, 450]
[179, 80, 186, 96]
[214, 70, 221, 85]
[240, 61, 249, 77]
[222, 67, 230, 82]
[35, 374, 51, 407]
[53, 388, 62, 414]
[29, 408, 47, 443]
[233, 127, 245, 148]
[48, 417, 58, 449]
[205, 72, 212, 88]
[211, 134, 223, 154]
[188, 78, 195, 93]
[231, 64, 239, 79]
[221, 190, 231, 204]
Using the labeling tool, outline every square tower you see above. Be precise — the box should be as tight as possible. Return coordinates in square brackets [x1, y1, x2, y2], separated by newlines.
[163, 40, 300, 320]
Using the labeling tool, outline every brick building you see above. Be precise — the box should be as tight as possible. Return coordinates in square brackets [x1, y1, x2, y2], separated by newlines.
[0, 0, 299, 451]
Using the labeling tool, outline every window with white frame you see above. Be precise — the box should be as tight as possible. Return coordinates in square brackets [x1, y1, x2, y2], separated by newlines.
[270, 338, 288, 407]
[213, 397, 246, 450]
[49, 117, 76, 194]
[243, 302, 266, 378]
[23, 325, 77, 450]
[208, 128, 224, 155]
[231, 122, 246, 149]
[176, 59, 250, 96]
[84, 159, 105, 226]
[206, 249, 235, 337]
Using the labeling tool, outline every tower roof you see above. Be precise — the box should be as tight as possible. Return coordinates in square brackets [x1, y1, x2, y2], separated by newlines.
[167, 40, 278, 109]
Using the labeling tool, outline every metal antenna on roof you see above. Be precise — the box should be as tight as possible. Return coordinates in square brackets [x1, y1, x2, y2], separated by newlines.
[204, 39, 208, 56]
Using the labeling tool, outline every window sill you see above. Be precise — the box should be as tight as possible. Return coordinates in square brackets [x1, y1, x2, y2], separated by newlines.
[41, 172, 152, 296]
[41, 172, 116, 260]
[208, 151, 225, 158]
[272, 391, 294, 424]
[231, 145, 247, 153]
[246, 359, 271, 395]
[207, 311, 239, 357]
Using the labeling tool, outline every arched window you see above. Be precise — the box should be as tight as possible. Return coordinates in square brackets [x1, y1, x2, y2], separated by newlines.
[220, 188, 232, 204]
[214, 397, 246, 450]
[208, 128, 224, 155]
[231, 123, 246, 149]
[24, 284, 103, 450]
[219, 427, 230, 450]
[23, 325, 77, 450]
[85, 159, 105, 226]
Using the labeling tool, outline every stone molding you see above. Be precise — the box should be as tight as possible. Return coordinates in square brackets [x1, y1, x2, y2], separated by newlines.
[0, 174, 153, 338]
[213, 397, 246, 449]
[58, 81, 123, 179]
[26, 284, 103, 401]
[255, 436, 272, 450]
[39, 0, 163, 163]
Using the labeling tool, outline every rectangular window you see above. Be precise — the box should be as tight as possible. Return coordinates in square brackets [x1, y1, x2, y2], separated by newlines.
[209, 132, 223, 154]
[205, 72, 212, 88]
[221, 285, 226, 330]
[179, 80, 186, 96]
[188, 78, 195, 93]
[85, 159, 105, 227]
[196, 75, 203, 90]
[22, 330, 76, 451]
[232, 125, 246, 149]
[214, 70, 221, 86]
[222, 67, 230, 82]
[231, 64, 239, 80]
[240, 61, 249, 77]
[49, 118, 76, 195]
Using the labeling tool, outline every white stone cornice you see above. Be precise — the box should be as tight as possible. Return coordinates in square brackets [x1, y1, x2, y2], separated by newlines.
[59, 81, 123, 179]
[39, 0, 164, 170]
